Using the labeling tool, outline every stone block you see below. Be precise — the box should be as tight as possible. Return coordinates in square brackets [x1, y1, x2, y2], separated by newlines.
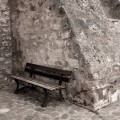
[0, 57, 5, 61]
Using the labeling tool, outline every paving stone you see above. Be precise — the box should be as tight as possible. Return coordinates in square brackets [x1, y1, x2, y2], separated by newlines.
[69, 119, 76, 120]
[102, 115, 115, 120]
[112, 111, 120, 116]
[24, 115, 35, 120]
[69, 109, 75, 114]
[54, 117, 60, 120]
[91, 115, 102, 120]
[51, 111, 59, 117]
[0, 108, 9, 114]
[42, 116, 50, 120]
[61, 114, 69, 119]
[35, 107, 46, 112]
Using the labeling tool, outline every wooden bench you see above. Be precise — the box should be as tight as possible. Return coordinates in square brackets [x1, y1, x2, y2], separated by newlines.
[11, 63, 73, 107]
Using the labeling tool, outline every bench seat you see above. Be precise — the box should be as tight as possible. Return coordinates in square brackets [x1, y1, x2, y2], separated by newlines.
[11, 75, 65, 91]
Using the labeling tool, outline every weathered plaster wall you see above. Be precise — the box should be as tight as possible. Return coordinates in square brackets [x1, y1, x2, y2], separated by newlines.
[0, 0, 12, 81]
[10, 0, 120, 110]
[10, 0, 80, 72]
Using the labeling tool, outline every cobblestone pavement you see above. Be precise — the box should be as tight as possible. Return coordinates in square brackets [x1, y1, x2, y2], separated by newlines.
[0, 80, 120, 120]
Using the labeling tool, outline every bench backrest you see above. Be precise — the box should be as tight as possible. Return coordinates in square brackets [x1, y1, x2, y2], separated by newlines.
[25, 63, 73, 82]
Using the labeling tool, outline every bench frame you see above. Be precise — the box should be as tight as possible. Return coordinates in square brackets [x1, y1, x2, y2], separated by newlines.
[12, 63, 73, 107]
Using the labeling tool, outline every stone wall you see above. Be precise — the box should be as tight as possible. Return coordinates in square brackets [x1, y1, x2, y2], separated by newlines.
[62, 0, 120, 110]
[10, 0, 120, 110]
[0, 0, 11, 81]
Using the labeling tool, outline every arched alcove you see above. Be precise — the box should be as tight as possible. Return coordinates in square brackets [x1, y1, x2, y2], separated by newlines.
[9, 0, 81, 72]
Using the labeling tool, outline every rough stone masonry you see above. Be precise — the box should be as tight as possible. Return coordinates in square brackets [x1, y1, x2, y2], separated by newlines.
[0, 0, 12, 81]
[7, 0, 120, 110]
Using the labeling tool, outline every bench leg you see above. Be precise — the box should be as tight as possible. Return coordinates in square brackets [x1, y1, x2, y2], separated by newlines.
[30, 85, 36, 90]
[59, 89, 64, 100]
[14, 79, 20, 94]
[41, 88, 48, 107]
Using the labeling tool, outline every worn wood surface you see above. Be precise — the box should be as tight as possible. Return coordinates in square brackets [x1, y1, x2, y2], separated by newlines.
[11, 75, 65, 91]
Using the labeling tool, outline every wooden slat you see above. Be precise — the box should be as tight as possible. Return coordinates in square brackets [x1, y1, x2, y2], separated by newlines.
[11, 75, 65, 91]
